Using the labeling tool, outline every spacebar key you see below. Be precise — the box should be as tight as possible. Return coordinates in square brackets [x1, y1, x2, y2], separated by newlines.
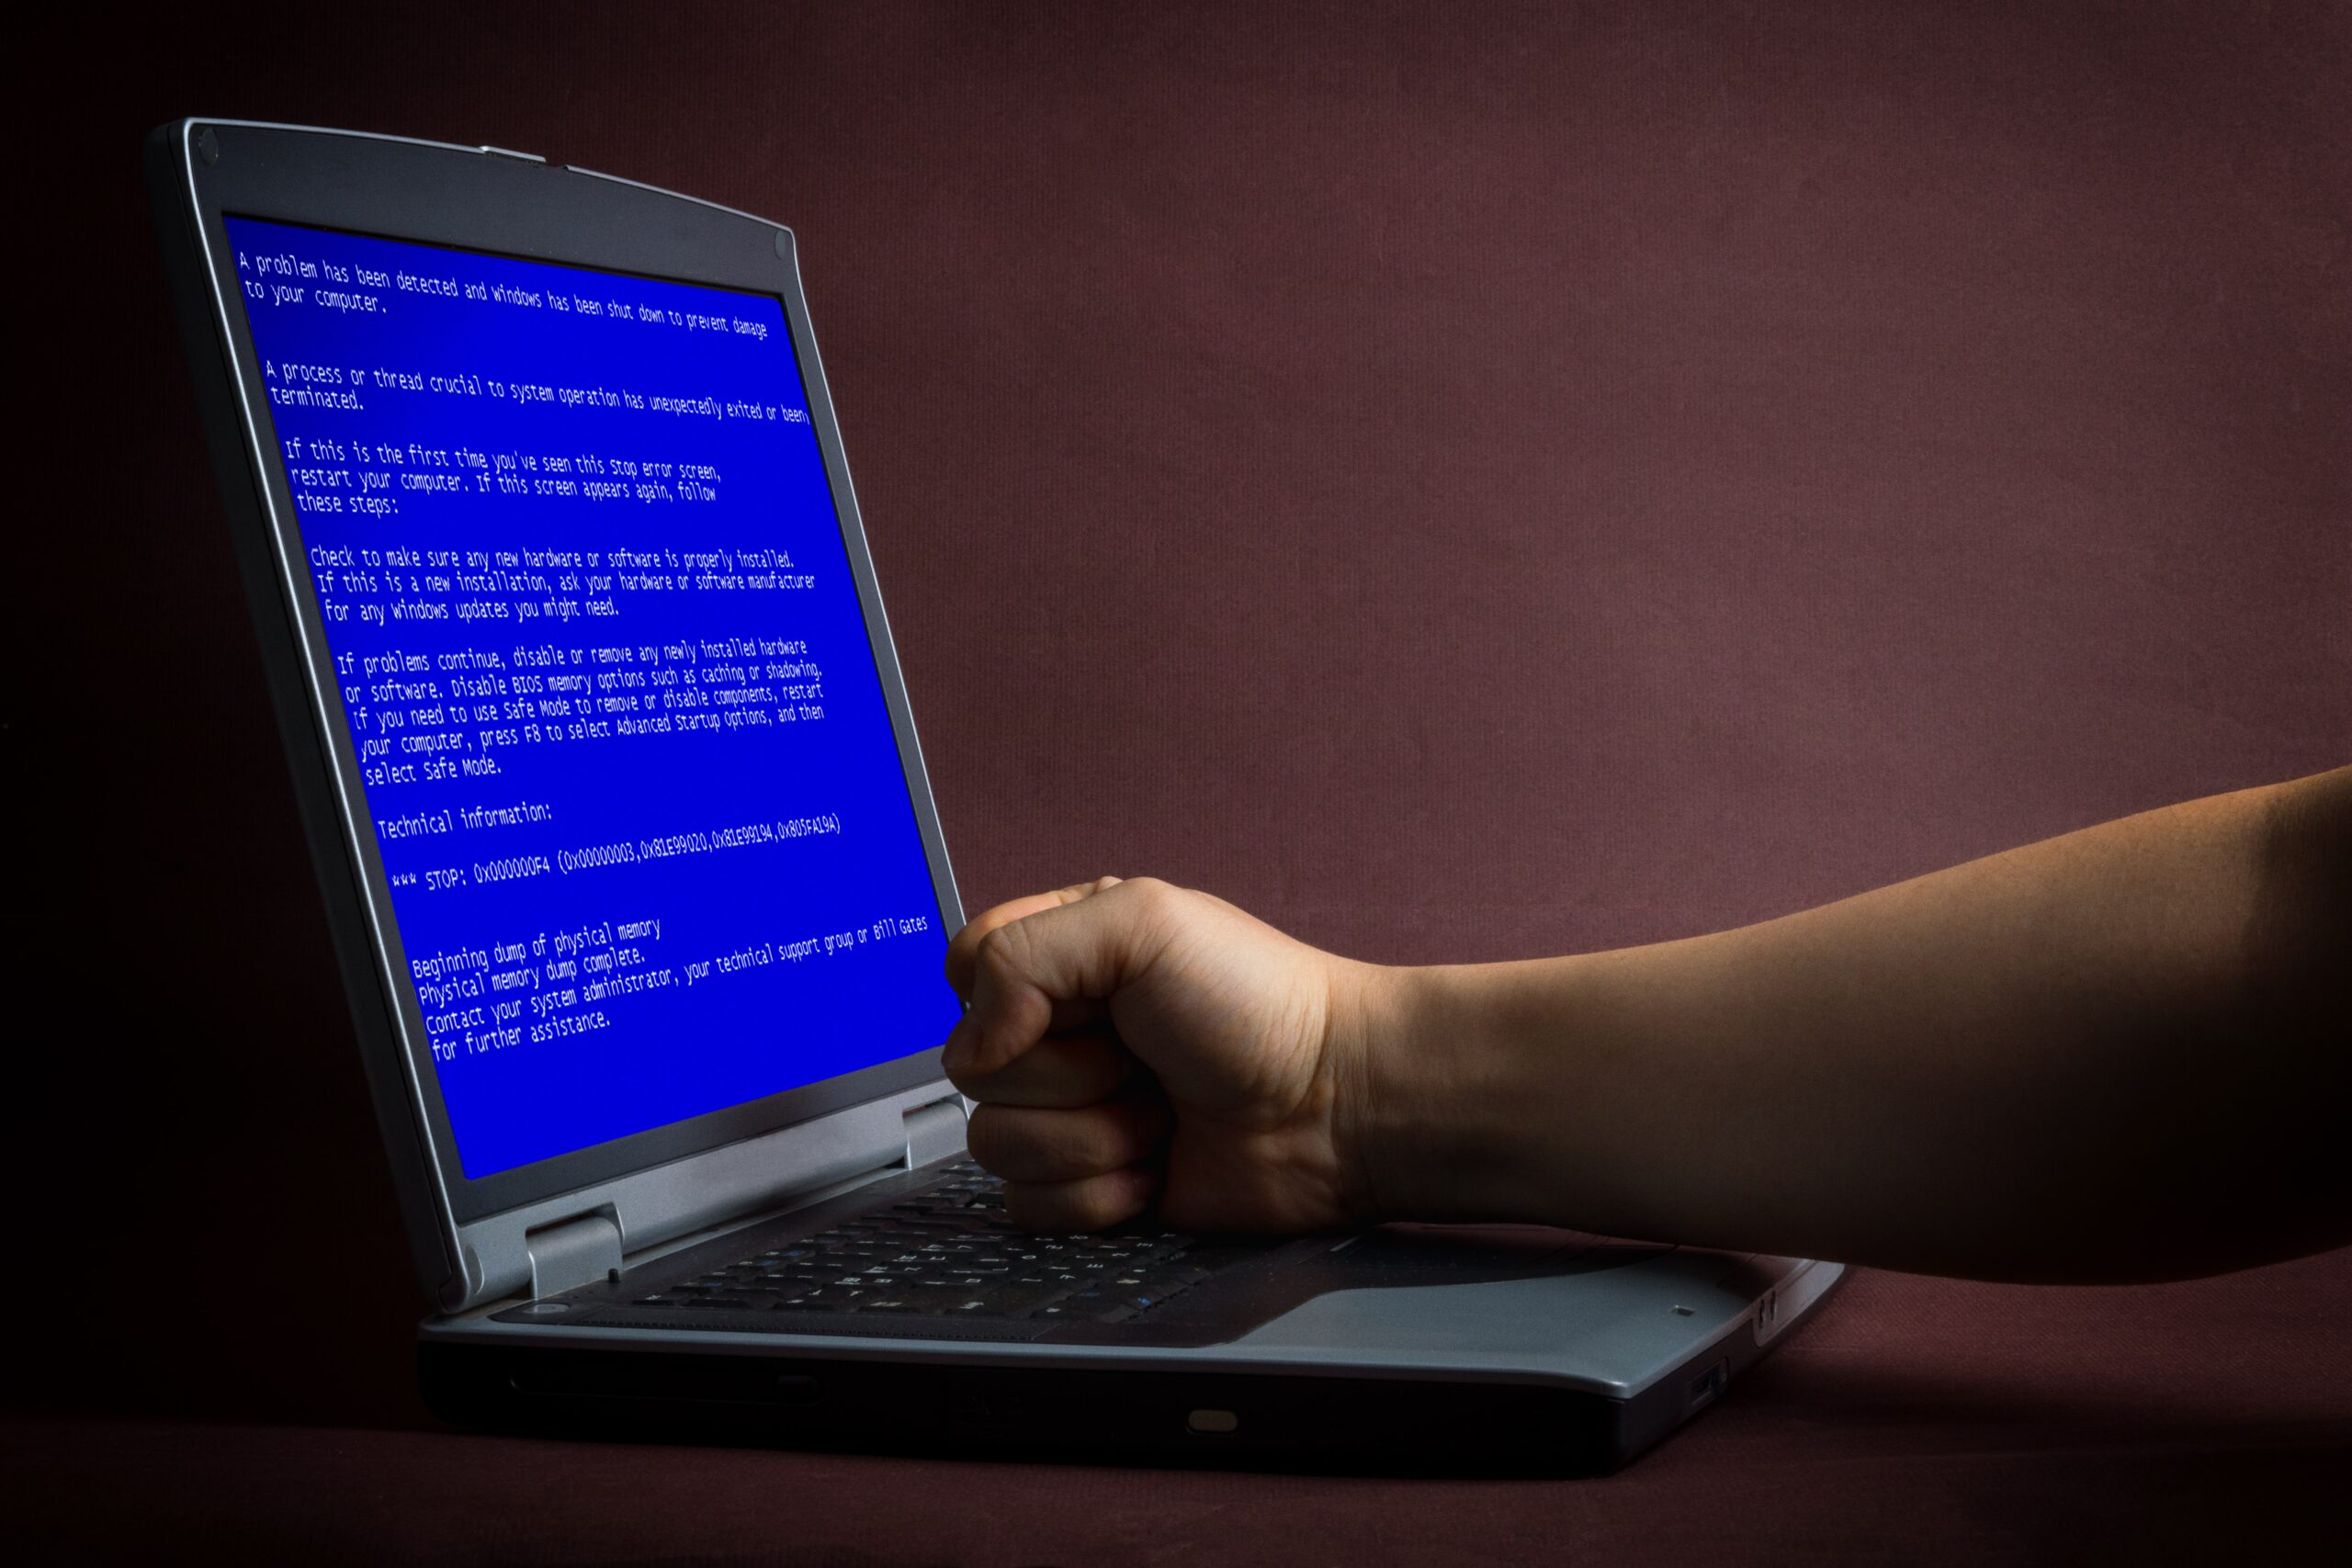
[941, 1283, 1069, 1317]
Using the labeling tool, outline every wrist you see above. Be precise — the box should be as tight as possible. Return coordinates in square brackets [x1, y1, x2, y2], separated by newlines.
[1328, 958, 1528, 1224]
[1321, 957, 1402, 1224]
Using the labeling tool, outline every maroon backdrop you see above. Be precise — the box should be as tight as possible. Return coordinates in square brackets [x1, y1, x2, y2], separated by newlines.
[9, 2, 2346, 1560]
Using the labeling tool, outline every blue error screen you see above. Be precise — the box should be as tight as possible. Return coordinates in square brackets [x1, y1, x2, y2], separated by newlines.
[224, 215, 956, 1179]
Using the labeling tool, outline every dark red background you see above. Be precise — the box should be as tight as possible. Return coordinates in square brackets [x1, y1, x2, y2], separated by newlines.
[9, 2, 2346, 1560]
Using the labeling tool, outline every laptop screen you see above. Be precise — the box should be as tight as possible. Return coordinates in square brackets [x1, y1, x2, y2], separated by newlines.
[221, 213, 959, 1179]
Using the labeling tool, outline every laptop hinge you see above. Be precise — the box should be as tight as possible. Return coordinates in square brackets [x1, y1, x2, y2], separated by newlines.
[901, 1093, 969, 1170]
[523, 1207, 623, 1300]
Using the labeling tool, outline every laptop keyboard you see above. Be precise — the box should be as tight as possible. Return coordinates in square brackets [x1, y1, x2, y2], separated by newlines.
[627, 1161, 1218, 1325]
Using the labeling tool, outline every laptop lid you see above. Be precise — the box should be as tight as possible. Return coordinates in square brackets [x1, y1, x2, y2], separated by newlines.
[148, 119, 969, 1311]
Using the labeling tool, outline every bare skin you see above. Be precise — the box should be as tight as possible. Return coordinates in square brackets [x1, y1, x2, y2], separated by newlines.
[941, 766, 2349, 1283]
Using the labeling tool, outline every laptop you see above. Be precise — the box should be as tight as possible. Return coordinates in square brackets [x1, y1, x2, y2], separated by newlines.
[145, 117, 1841, 1472]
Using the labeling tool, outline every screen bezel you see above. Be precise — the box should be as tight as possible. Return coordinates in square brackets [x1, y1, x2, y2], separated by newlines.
[172, 122, 966, 1225]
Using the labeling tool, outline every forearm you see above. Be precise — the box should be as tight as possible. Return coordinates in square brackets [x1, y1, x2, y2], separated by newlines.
[1346, 768, 2350, 1280]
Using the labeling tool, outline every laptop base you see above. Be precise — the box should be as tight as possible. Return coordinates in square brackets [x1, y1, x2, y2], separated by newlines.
[420, 1255, 1846, 1474]
[426, 1340, 1645, 1475]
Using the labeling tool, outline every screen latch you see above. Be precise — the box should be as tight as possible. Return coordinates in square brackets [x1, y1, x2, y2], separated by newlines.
[522, 1207, 623, 1300]
[902, 1094, 969, 1170]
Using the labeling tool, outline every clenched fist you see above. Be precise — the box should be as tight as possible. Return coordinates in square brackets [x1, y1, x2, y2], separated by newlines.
[939, 876, 1386, 1235]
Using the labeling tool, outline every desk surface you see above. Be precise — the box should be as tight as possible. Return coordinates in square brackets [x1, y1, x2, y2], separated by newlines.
[14, 1250, 2346, 1563]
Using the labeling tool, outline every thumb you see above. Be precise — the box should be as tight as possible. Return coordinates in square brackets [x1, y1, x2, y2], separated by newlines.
[941, 877, 1174, 1080]
[944, 876, 1122, 998]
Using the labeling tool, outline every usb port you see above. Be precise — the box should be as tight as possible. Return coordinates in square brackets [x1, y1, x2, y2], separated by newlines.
[1688, 1360, 1728, 1410]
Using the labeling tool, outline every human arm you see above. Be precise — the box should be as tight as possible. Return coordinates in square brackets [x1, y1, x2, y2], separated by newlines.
[941, 767, 2350, 1281]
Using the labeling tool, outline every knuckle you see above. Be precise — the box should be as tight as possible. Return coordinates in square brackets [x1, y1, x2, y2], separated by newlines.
[1116, 875, 1182, 921]
[1057, 1185, 1115, 1232]
[1053, 1112, 1120, 1178]
[973, 921, 1029, 985]
[1090, 1170, 1151, 1228]
[1068, 1112, 1123, 1173]
[968, 926, 1025, 1001]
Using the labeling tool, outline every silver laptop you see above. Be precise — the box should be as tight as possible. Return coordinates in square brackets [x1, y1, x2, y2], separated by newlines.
[146, 117, 1840, 1472]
